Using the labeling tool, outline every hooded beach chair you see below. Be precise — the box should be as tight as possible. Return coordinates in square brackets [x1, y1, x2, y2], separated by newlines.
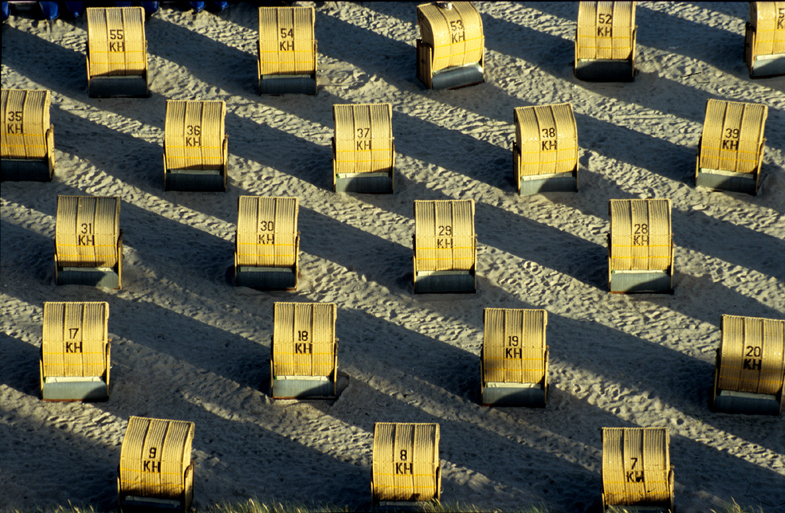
[235, 196, 299, 290]
[258, 6, 317, 94]
[86, 7, 148, 97]
[413, 199, 476, 293]
[513, 103, 579, 195]
[371, 422, 441, 507]
[55, 195, 123, 288]
[575, 2, 636, 81]
[608, 199, 672, 293]
[481, 308, 549, 406]
[270, 302, 337, 399]
[712, 315, 785, 415]
[696, 99, 768, 195]
[163, 100, 227, 191]
[332, 103, 394, 193]
[40, 302, 110, 401]
[118, 416, 195, 512]
[601, 427, 674, 512]
[1, 89, 55, 181]
[416, 1, 484, 89]
[745, 2, 785, 77]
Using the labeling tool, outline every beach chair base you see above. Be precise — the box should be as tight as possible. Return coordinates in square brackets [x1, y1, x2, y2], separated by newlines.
[749, 54, 785, 78]
[575, 59, 634, 82]
[42, 377, 109, 401]
[604, 505, 672, 513]
[88, 74, 149, 98]
[335, 171, 394, 194]
[414, 270, 476, 294]
[118, 461, 194, 512]
[259, 74, 317, 95]
[1, 157, 53, 181]
[235, 266, 297, 290]
[610, 270, 672, 294]
[165, 168, 226, 192]
[696, 168, 758, 195]
[482, 382, 546, 407]
[712, 389, 782, 416]
[519, 172, 578, 195]
[373, 501, 439, 512]
[271, 376, 335, 399]
[56, 265, 121, 289]
[417, 39, 484, 90]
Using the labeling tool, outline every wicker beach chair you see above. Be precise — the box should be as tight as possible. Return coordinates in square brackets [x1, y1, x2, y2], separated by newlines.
[575, 2, 636, 81]
[258, 6, 317, 94]
[745, 2, 785, 77]
[86, 7, 148, 97]
[332, 103, 394, 193]
[1, 89, 55, 181]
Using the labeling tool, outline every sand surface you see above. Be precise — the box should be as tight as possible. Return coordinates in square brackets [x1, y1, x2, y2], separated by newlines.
[1, 2, 784, 512]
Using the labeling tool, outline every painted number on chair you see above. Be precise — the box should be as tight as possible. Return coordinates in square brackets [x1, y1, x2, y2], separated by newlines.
[597, 13, 612, 37]
[65, 328, 82, 353]
[778, 8, 784, 29]
[185, 125, 202, 147]
[395, 449, 413, 474]
[295, 330, 312, 354]
[78, 223, 94, 246]
[744, 345, 762, 371]
[541, 126, 557, 151]
[626, 456, 644, 482]
[6, 111, 23, 134]
[279, 27, 294, 51]
[437, 225, 453, 249]
[258, 220, 275, 244]
[722, 128, 739, 151]
[356, 127, 371, 151]
[450, 19, 465, 44]
[143, 447, 161, 473]
[506, 335, 521, 359]
[109, 29, 125, 52]
[633, 223, 648, 246]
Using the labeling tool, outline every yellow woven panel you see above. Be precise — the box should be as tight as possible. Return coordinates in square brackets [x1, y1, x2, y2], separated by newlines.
[164, 100, 226, 171]
[272, 302, 336, 377]
[120, 417, 194, 500]
[514, 103, 578, 177]
[373, 423, 440, 502]
[333, 103, 393, 175]
[751, 2, 785, 56]
[1, 89, 51, 160]
[609, 199, 671, 271]
[42, 302, 108, 378]
[55, 196, 120, 268]
[236, 196, 298, 268]
[602, 427, 671, 506]
[718, 315, 785, 395]
[414, 200, 475, 272]
[699, 99, 767, 174]
[576, 2, 636, 60]
[483, 308, 547, 384]
[87, 7, 147, 77]
[258, 7, 316, 76]
[417, 2, 484, 72]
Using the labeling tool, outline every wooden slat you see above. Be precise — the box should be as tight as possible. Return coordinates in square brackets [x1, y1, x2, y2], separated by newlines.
[483, 308, 547, 384]
[164, 100, 226, 171]
[333, 103, 393, 175]
[751, 2, 785, 56]
[119, 417, 194, 500]
[372, 423, 440, 502]
[258, 6, 316, 76]
[699, 99, 768, 174]
[42, 302, 108, 378]
[1, 89, 51, 160]
[602, 427, 671, 506]
[87, 7, 147, 77]
[576, 2, 636, 61]
[236, 196, 298, 268]
[55, 196, 120, 268]
[414, 199, 475, 272]
[417, 2, 484, 72]
[272, 302, 336, 377]
[609, 199, 671, 271]
[718, 315, 785, 395]
[515, 103, 578, 177]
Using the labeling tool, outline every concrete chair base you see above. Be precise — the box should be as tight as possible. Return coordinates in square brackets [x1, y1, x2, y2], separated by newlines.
[414, 270, 475, 294]
[712, 389, 782, 416]
[42, 378, 109, 401]
[89, 74, 149, 98]
[696, 168, 758, 195]
[482, 383, 546, 407]
[519, 173, 578, 195]
[749, 55, 785, 78]
[604, 506, 672, 513]
[236, 266, 296, 290]
[575, 59, 634, 82]
[335, 171, 394, 194]
[272, 376, 335, 399]
[259, 74, 317, 95]
[165, 168, 226, 192]
[1, 157, 53, 181]
[609, 270, 672, 294]
[56, 266, 121, 289]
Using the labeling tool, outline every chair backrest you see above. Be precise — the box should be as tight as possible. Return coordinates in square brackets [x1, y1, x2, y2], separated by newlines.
[602, 427, 671, 506]
[718, 315, 785, 396]
[258, 6, 316, 76]
[1, 89, 51, 160]
[750, 2, 785, 57]
[514, 103, 578, 177]
[236, 196, 298, 268]
[87, 7, 147, 77]
[576, 1, 636, 61]
[42, 302, 108, 379]
[272, 302, 336, 378]
[119, 416, 194, 500]
[608, 199, 671, 271]
[333, 103, 393, 175]
[699, 99, 767, 174]
[483, 308, 547, 385]
[55, 196, 120, 268]
[414, 199, 475, 272]
[417, 2, 484, 72]
[372, 422, 440, 502]
[164, 100, 226, 171]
